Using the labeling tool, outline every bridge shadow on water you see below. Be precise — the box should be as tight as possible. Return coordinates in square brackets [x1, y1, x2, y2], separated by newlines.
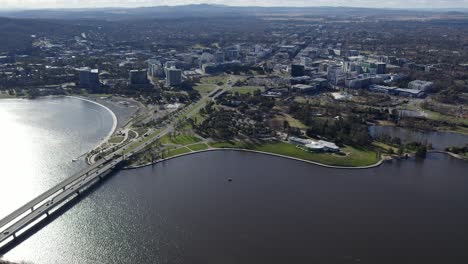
[0, 169, 120, 256]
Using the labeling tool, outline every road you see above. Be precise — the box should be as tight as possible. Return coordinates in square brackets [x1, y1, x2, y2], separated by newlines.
[0, 82, 231, 250]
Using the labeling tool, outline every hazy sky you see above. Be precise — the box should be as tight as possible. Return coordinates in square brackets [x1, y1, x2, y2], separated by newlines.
[1, 0, 468, 9]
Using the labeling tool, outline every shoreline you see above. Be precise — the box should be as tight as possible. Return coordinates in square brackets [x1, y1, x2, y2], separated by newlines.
[124, 148, 388, 170]
[0, 95, 119, 157]
[66, 96, 118, 153]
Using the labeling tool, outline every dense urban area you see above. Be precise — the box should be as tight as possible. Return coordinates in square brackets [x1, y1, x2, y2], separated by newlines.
[1, 5, 468, 168]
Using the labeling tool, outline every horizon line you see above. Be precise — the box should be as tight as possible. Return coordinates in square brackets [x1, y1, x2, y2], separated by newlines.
[1, 4, 468, 12]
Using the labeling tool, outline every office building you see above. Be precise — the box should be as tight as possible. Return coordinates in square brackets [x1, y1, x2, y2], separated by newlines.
[376, 62, 387, 74]
[166, 67, 182, 86]
[291, 64, 305, 77]
[148, 59, 164, 78]
[78, 68, 100, 89]
[129, 70, 150, 88]
[327, 65, 344, 85]
[215, 51, 225, 63]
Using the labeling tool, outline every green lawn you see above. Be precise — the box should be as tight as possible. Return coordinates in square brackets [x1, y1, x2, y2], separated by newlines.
[273, 114, 307, 129]
[109, 136, 125, 144]
[425, 109, 468, 126]
[231, 86, 264, 94]
[123, 128, 163, 154]
[194, 84, 217, 95]
[174, 97, 209, 124]
[133, 128, 148, 137]
[161, 134, 201, 145]
[167, 147, 192, 158]
[210, 141, 380, 167]
[402, 102, 468, 126]
[188, 143, 209, 151]
[372, 141, 395, 150]
[200, 75, 228, 85]
[191, 111, 205, 125]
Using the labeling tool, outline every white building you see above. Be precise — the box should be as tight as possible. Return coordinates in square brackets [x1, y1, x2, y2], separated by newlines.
[288, 137, 340, 153]
[408, 80, 434, 91]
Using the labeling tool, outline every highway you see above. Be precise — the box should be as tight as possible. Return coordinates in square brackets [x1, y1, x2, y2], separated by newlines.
[0, 86, 225, 251]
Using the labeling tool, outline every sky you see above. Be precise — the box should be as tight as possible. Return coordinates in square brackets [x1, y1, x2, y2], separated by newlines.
[0, 0, 468, 9]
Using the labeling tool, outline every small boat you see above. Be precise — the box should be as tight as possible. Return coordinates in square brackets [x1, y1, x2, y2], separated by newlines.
[72, 158, 78, 162]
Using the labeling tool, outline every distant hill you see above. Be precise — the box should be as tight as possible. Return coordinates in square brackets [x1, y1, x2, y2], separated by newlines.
[0, 17, 90, 53]
[1, 4, 467, 20]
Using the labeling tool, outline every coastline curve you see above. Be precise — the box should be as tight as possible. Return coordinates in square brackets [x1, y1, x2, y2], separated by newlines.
[124, 148, 387, 170]
[66, 96, 118, 152]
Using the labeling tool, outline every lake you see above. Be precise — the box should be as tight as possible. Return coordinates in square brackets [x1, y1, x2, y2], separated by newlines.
[4, 150, 468, 264]
[369, 125, 468, 150]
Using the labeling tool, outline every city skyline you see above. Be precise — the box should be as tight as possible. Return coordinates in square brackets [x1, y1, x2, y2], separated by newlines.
[1, 0, 468, 9]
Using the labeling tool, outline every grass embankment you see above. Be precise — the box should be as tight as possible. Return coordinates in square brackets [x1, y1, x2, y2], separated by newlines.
[188, 143, 210, 151]
[210, 141, 380, 167]
[167, 147, 192, 158]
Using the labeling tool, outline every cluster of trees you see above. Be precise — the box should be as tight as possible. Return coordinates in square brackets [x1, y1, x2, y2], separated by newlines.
[435, 85, 468, 104]
[195, 100, 272, 140]
[375, 134, 430, 158]
[398, 116, 457, 131]
[217, 90, 275, 112]
[196, 108, 271, 140]
[288, 102, 372, 146]
[305, 117, 372, 147]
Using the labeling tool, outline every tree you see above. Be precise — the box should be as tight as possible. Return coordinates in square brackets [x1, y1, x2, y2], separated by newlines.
[415, 145, 427, 159]
[397, 146, 404, 156]
[283, 120, 290, 132]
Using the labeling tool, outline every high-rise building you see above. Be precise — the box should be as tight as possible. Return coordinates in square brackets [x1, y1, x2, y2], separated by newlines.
[129, 70, 150, 86]
[215, 51, 225, 63]
[291, 64, 305, 77]
[376, 62, 387, 74]
[148, 59, 164, 77]
[327, 65, 344, 85]
[225, 49, 239, 61]
[164, 61, 177, 76]
[300, 57, 312, 67]
[166, 67, 182, 87]
[78, 68, 100, 89]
